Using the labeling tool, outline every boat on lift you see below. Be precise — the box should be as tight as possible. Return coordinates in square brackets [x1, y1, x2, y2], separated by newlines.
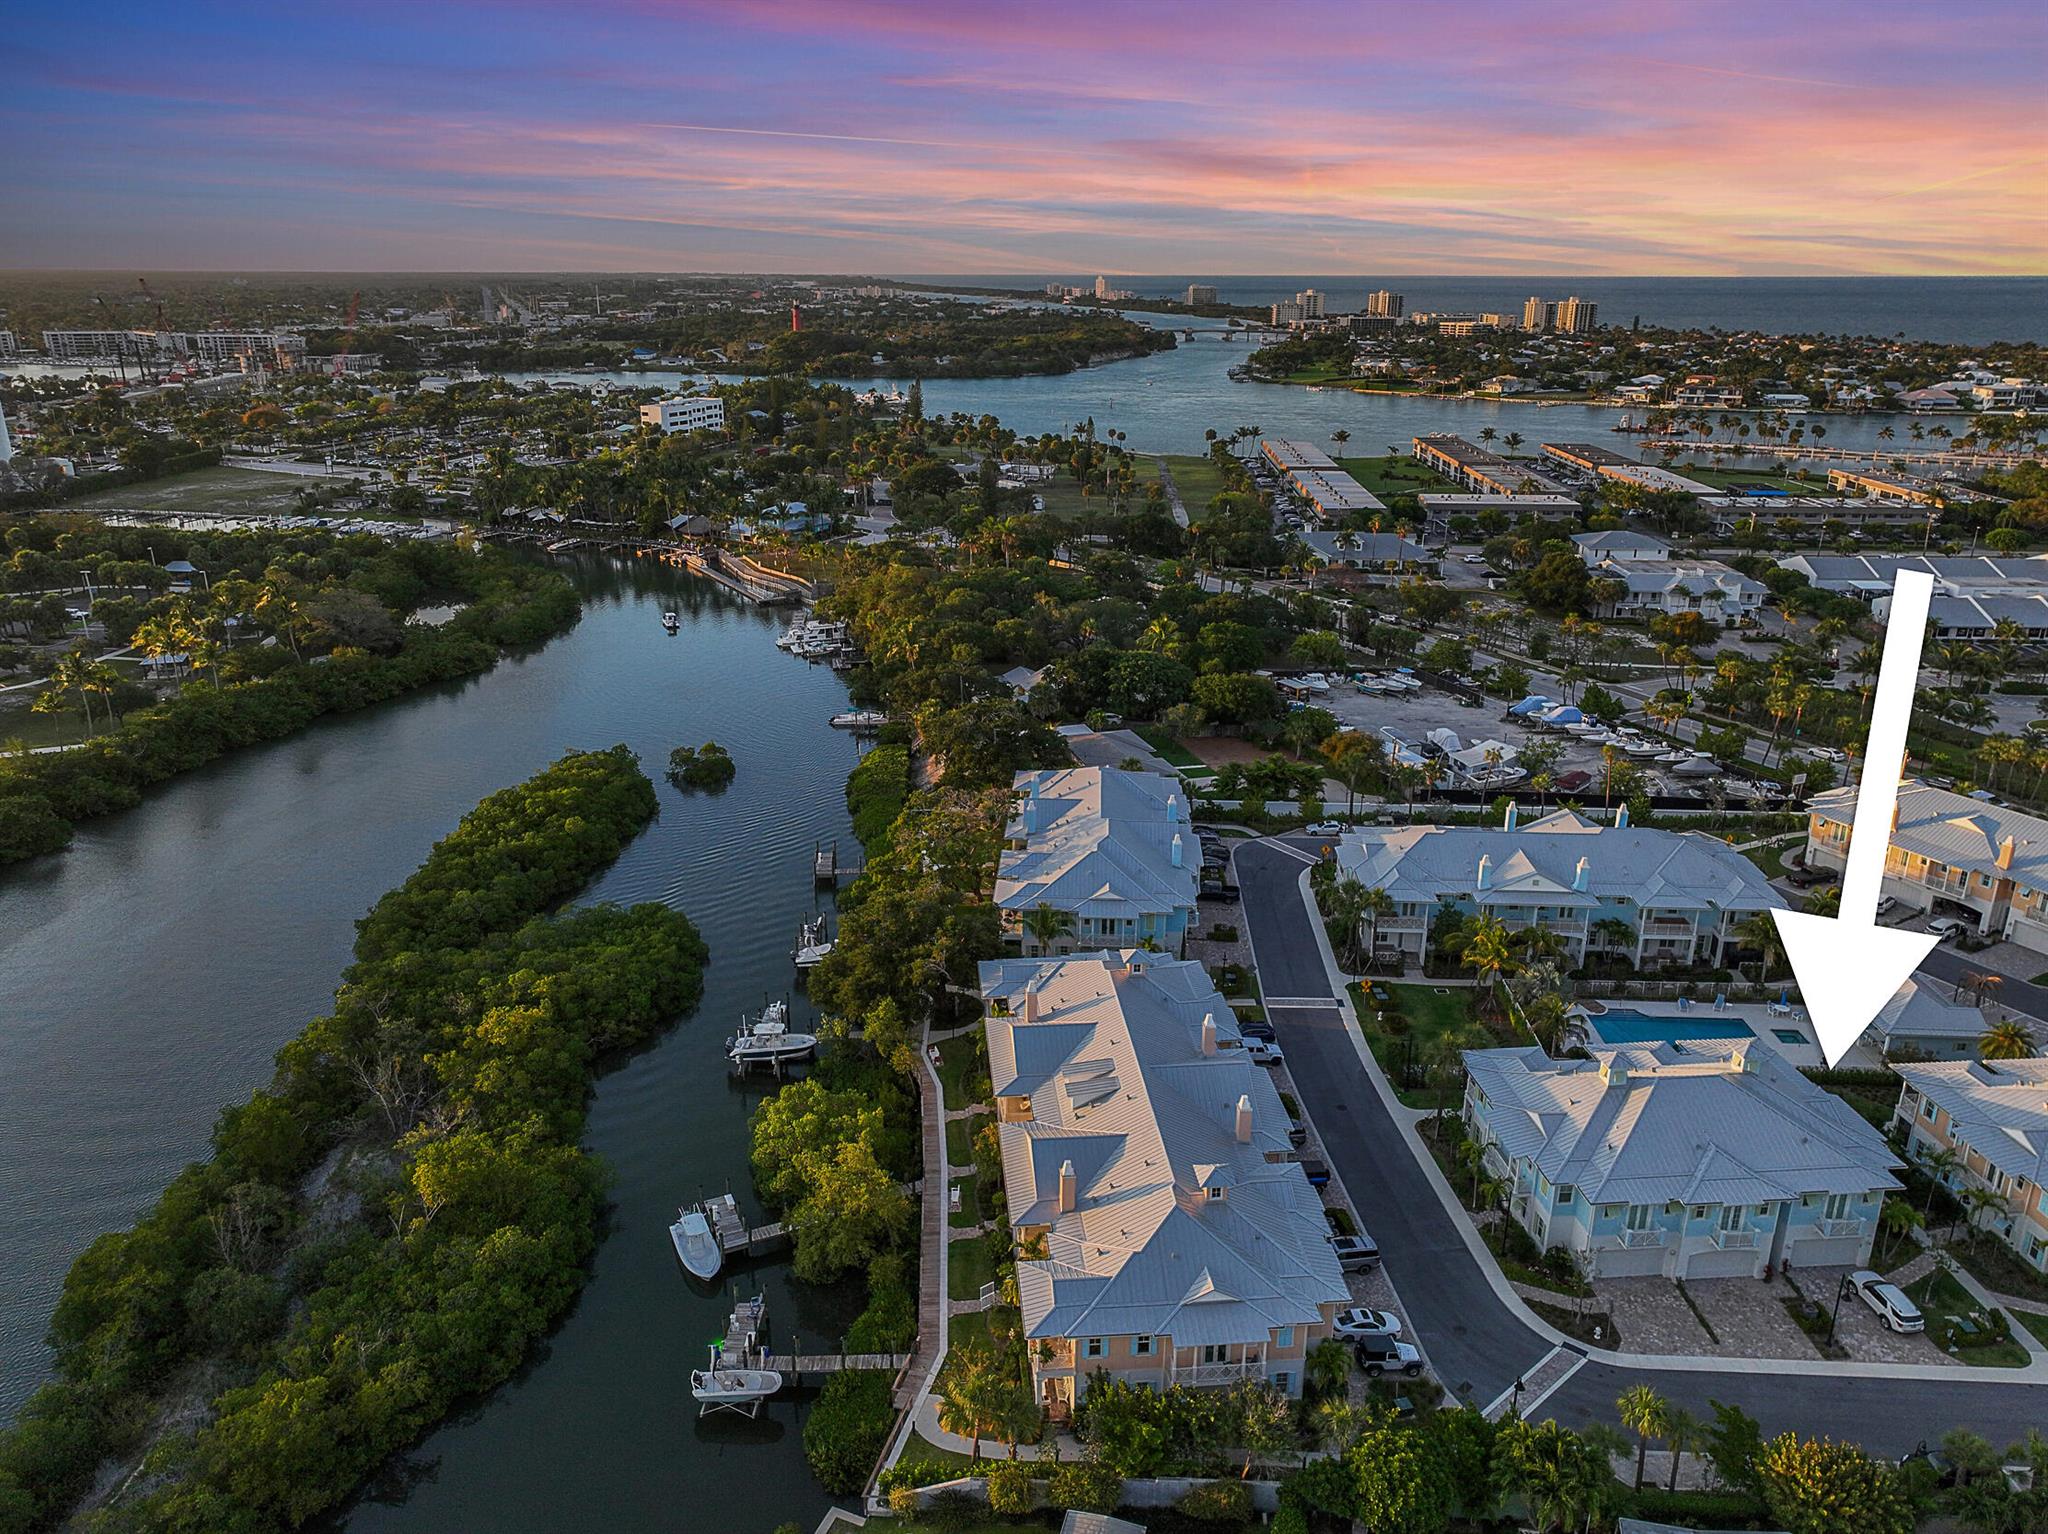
[794, 915, 834, 972]
[727, 1000, 817, 1069]
[691, 1354, 783, 1408]
[669, 1206, 721, 1280]
[830, 709, 889, 730]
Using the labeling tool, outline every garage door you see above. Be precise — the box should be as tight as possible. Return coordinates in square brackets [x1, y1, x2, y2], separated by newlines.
[1593, 1246, 1668, 1279]
[1788, 1236, 1864, 1269]
[1683, 1247, 1758, 1280]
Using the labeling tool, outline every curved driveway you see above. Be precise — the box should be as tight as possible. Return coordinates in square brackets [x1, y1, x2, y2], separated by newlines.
[1231, 837, 2048, 1452]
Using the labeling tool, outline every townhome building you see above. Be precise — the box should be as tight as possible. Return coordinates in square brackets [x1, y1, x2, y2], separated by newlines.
[1578, 553, 1767, 624]
[1464, 1040, 1901, 1279]
[1893, 1058, 2048, 1273]
[996, 768, 1201, 956]
[1333, 806, 1784, 971]
[1804, 781, 2048, 954]
[982, 952, 1349, 1418]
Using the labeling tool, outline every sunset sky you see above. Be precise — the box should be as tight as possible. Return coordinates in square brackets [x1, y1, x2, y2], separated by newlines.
[4, 0, 2043, 274]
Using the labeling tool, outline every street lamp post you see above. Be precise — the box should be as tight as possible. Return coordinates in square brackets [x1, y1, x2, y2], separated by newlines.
[1826, 1273, 1856, 1346]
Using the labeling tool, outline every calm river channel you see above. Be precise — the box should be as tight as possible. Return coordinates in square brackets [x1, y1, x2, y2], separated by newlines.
[0, 553, 865, 1530]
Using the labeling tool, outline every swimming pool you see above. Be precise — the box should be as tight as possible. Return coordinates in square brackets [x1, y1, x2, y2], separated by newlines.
[1584, 1008, 1757, 1044]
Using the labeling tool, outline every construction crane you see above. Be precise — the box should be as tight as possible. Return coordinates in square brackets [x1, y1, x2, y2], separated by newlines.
[135, 276, 168, 333]
[332, 289, 362, 378]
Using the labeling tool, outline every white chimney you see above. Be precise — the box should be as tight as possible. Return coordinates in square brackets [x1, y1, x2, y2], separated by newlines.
[1476, 854, 1492, 889]
[1024, 987, 1039, 1025]
[1058, 1159, 1077, 1213]
[1573, 856, 1590, 892]
[1171, 833, 1183, 868]
[1234, 1093, 1254, 1144]
[1504, 801, 1518, 831]
[1201, 1012, 1218, 1056]
[1022, 797, 1038, 834]
[1166, 793, 1180, 823]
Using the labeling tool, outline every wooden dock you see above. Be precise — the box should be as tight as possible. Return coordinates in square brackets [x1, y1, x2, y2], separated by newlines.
[760, 1352, 910, 1376]
[814, 841, 839, 884]
[701, 1193, 791, 1256]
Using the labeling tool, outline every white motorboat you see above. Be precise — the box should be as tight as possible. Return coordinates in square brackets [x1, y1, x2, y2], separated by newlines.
[830, 710, 889, 730]
[670, 1207, 722, 1280]
[794, 915, 834, 971]
[1657, 749, 1692, 763]
[728, 1000, 818, 1069]
[690, 1358, 784, 1406]
[1624, 738, 1664, 758]
[661, 611, 680, 632]
[1300, 673, 1331, 693]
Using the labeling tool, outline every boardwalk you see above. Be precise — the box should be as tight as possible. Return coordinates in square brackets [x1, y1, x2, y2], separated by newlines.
[894, 1032, 948, 1411]
[761, 1353, 911, 1376]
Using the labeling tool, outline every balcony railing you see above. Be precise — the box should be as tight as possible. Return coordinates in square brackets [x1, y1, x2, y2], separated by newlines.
[1171, 1356, 1265, 1387]
[1817, 1218, 1866, 1240]
[1619, 1228, 1669, 1249]
[1713, 1228, 1759, 1250]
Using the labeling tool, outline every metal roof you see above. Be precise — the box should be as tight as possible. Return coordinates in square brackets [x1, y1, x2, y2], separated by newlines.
[1808, 779, 2048, 889]
[996, 768, 1200, 922]
[1893, 1057, 2048, 1189]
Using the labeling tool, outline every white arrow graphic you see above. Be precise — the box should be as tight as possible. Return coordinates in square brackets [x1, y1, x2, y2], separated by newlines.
[1773, 568, 1938, 1066]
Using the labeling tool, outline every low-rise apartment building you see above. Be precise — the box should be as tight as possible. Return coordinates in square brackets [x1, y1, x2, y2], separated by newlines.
[1586, 557, 1768, 624]
[1411, 435, 1569, 497]
[1829, 467, 1946, 505]
[1333, 806, 1784, 971]
[1804, 781, 2048, 954]
[1465, 1040, 1901, 1279]
[1259, 438, 1386, 521]
[996, 768, 1200, 955]
[1893, 1058, 2048, 1273]
[641, 393, 726, 435]
[983, 951, 1349, 1416]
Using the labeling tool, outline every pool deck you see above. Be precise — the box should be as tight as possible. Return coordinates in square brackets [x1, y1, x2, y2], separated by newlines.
[1575, 1000, 1827, 1069]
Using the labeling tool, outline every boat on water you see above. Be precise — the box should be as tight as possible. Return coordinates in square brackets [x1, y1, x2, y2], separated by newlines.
[830, 709, 889, 730]
[690, 1357, 784, 1407]
[670, 1207, 721, 1280]
[661, 611, 680, 632]
[728, 999, 818, 1069]
[794, 915, 834, 971]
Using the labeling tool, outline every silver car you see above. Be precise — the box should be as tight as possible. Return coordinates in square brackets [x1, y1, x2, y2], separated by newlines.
[1851, 1269, 1925, 1333]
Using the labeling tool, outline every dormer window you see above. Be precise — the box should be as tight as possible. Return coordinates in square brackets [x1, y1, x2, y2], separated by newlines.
[1205, 1186, 1224, 1201]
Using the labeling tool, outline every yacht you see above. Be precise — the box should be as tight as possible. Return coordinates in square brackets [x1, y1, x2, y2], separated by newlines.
[727, 1000, 818, 1069]
[670, 1207, 721, 1280]
[794, 915, 834, 971]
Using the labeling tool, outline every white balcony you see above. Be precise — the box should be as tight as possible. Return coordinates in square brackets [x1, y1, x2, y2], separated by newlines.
[1619, 1228, 1669, 1249]
[1713, 1228, 1758, 1250]
[1171, 1354, 1266, 1388]
[1817, 1218, 1866, 1240]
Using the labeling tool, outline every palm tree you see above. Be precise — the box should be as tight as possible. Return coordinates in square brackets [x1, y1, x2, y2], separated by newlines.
[1735, 911, 1784, 981]
[1921, 1145, 1962, 1215]
[1661, 1406, 1701, 1493]
[1878, 1196, 1924, 1263]
[1462, 912, 1514, 1016]
[1618, 1381, 1668, 1491]
[1961, 1184, 2008, 1248]
[936, 1341, 1013, 1463]
[1358, 886, 1395, 970]
[1021, 903, 1075, 955]
[1979, 1018, 2034, 1060]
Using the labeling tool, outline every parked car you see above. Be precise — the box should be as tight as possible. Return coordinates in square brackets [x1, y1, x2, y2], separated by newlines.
[1875, 895, 1898, 917]
[1239, 1018, 1277, 1042]
[1806, 746, 1846, 762]
[1296, 1157, 1330, 1186]
[1244, 1038, 1284, 1065]
[1332, 1307, 1404, 1340]
[1852, 1270, 1925, 1333]
[1328, 1233, 1380, 1271]
[1353, 1334, 1424, 1378]
[1288, 1118, 1309, 1148]
[1304, 820, 1342, 837]
[1461, 553, 1485, 564]
[1926, 917, 1968, 942]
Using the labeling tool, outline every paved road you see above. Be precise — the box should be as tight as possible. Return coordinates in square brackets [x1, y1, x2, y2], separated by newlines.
[1231, 837, 2048, 1451]
[1916, 943, 2048, 1026]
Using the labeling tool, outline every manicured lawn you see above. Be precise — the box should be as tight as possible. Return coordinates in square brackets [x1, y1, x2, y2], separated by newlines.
[1158, 453, 1227, 519]
[936, 1031, 986, 1113]
[1665, 461, 1824, 494]
[1335, 454, 1461, 499]
[1743, 838, 1801, 879]
[899, 1429, 979, 1472]
[1902, 1269, 2031, 1367]
[1946, 1234, 2048, 1309]
[1351, 980, 1485, 1107]
[948, 1176, 983, 1229]
[1132, 724, 1208, 772]
[948, 1232, 997, 1301]
[2014, 1310, 2048, 1347]
[945, 1111, 989, 1170]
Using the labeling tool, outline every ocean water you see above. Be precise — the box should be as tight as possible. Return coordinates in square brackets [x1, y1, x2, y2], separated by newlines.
[895, 275, 2048, 346]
